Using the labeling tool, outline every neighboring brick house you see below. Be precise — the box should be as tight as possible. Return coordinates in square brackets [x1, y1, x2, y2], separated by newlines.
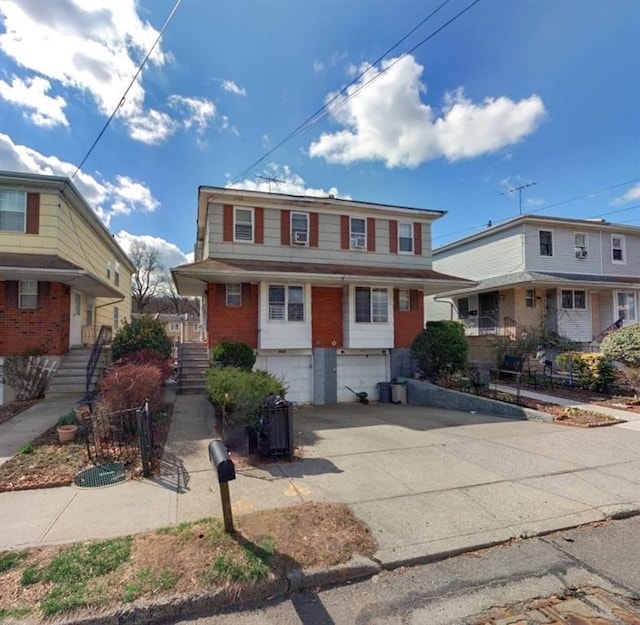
[0, 171, 133, 404]
[426, 215, 640, 346]
[171, 186, 470, 404]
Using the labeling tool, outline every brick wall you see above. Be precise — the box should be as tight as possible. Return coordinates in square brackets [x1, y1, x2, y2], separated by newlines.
[394, 289, 424, 348]
[311, 286, 343, 348]
[207, 283, 258, 348]
[0, 281, 70, 355]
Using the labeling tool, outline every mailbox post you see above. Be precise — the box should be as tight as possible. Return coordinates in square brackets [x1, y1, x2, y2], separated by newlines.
[208, 439, 236, 533]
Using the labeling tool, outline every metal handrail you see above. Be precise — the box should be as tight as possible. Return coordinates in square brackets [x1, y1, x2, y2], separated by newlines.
[177, 341, 184, 394]
[86, 325, 112, 394]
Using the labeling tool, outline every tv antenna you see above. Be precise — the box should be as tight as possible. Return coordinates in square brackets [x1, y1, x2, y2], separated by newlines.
[255, 175, 285, 192]
[501, 181, 537, 215]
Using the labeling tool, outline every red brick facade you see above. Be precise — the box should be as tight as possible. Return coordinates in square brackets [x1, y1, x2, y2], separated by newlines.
[311, 287, 343, 348]
[0, 281, 70, 355]
[207, 283, 259, 348]
[393, 289, 424, 348]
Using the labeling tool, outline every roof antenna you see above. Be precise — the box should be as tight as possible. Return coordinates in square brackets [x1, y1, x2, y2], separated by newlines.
[486, 220, 492, 228]
[501, 181, 538, 215]
[255, 175, 285, 193]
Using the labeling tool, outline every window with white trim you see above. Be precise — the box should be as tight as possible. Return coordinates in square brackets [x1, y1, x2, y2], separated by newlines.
[268, 285, 304, 321]
[86, 296, 94, 326]
[226, 283, 241, 307]
[539, 230, 553, 256]
[616, 291, 637, 322]
[398, 289, 410, 311]
[169, 322, 180, 332]
[350, 218, 366, 250]
[0, 190, 26, 232]
[398, 223, 413, 253]
[574, 233, 588, 259]
[291, 212, 309, 245]
[19, 280, 37, 309]
[561, 289, 586, 310]
[234, 207, 254, 242]
[106, 261, 112, 280]
[113, 306, 119, 332]
[525, 289, 535, 308]
[612, 235, 625, 263]
[457, 297, 469, 319]
[355, 287, 388, 323]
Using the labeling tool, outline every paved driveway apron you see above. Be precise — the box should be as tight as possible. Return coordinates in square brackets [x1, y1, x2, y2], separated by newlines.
[251, 403, 640, 567]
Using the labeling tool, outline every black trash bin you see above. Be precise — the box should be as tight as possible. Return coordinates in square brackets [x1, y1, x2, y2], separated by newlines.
[377, 382, 392, 403]
[258, 398, 294, 460]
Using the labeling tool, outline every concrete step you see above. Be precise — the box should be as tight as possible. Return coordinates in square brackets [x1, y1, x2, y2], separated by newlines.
[48, 382, 87, 395]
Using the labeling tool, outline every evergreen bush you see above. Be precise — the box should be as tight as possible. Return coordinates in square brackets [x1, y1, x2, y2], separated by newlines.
[111, 316, 172, 362]
[601, 323, 640, 365]
[211, 342, 256, 371]
[411, 321, 468, 376]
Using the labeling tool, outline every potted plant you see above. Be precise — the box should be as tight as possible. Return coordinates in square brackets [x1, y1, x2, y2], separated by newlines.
[57, 411, 80, 443]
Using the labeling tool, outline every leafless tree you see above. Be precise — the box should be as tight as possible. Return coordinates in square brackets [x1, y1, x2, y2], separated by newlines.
[163, 272, 200, 316]
[130, 241, 164, 313]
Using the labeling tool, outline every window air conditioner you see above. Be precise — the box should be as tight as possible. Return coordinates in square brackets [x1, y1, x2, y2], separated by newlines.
[351, 238, 366, 249]
[575, 249, 588, 259]
[293, 231, 308, 244]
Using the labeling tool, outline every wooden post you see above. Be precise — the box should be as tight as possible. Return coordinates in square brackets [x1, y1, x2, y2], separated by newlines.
[219, 481, 234, 533]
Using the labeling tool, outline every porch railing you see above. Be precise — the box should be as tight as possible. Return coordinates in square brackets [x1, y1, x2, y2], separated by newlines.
[86, 325, 112, 394]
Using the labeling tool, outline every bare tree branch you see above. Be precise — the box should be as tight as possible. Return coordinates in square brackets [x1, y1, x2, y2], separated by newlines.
[130, 241, 164, 313]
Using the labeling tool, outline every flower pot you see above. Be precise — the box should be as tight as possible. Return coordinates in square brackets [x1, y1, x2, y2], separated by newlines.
[57, 424, 78, 443]
[74, 405, 91, 421]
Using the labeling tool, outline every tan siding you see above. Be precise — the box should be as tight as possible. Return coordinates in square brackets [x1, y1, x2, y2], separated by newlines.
[0, 191, 58, 253]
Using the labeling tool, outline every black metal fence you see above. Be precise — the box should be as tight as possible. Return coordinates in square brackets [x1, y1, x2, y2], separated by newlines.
[85, 400, 153, 476]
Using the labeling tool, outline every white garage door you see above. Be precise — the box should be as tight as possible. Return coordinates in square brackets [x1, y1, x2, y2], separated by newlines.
[255, 354, 313, 405]
[337, 354, 389, 403]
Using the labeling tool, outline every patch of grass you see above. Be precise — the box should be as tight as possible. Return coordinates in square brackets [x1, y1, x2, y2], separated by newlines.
[40, 580, 110, 617]
[0, 606, 31, 620]
[123, 567, 178, 602]
[0, 550, 27, 573]
[201, 538, 275, 585]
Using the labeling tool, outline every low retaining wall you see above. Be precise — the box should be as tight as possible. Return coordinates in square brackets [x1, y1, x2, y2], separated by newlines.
[404, 379, 552, 422]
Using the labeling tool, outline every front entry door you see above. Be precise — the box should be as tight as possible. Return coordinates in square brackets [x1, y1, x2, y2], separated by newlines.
[478, 291, 500, 334]
[70, 290, 82, 346]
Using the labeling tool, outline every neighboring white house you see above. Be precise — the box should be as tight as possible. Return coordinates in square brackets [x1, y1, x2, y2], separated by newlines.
[427, 215, 640, 345]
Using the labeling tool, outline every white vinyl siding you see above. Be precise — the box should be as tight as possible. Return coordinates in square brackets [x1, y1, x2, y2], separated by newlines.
[234, 207, 254, 242]
[398, 223, 413, 253]
[259, 284, 311, 349]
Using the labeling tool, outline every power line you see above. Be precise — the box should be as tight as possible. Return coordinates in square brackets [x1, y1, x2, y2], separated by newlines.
[71, 0, 184, 181]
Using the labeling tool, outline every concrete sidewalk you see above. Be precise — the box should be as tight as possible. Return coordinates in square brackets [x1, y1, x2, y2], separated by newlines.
[1, 390, 640, 572]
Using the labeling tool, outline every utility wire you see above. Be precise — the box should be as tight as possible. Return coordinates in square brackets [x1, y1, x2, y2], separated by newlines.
[71, 0, 184, 181]
[229, 0, 479, 186]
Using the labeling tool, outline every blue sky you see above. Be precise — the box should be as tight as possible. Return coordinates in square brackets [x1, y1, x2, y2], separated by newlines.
[0, 0, 638, 271]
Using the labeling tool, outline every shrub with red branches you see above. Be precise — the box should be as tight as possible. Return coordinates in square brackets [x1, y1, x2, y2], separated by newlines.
[99, 363, 163, 414]
[115, 349, 172, 383]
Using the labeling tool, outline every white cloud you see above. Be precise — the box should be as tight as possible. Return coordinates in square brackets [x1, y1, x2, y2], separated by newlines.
[221, 80, 246, 96]
[228, 163, 349, 199]
[0, 75, 68, 127]
[0, 133, 160, 226]
[313, 60, 325, 73]
[168, 95, 216, 133]
[612, 183, 640, 205]
[309, 55, 546, 168]
[115, 231, 190, 270]
[126, 109, 177, 145]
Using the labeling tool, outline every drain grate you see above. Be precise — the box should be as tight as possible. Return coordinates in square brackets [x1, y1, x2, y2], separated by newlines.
[74, 463, 127, 488]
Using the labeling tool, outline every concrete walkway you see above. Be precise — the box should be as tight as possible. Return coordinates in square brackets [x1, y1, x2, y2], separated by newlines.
[1, 389, 640, 571]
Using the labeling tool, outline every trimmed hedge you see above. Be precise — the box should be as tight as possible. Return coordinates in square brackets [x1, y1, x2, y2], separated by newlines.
[112, 316, 172, 362]
[601, 323, 640, 366]
[411, 321, 468, 376]
[211, 342, 256, 371]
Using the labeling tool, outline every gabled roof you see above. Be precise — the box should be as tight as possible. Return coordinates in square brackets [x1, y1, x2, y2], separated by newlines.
[434, 214, 640, 256]
[0, 253, 123, 297]
[172, 257, 474, 297]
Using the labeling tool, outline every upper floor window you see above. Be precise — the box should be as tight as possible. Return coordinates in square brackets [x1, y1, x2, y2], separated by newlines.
[268, 285, 304, 322]
[561, 289, 586, 310]
[398, 289, 411, 311]
[525, 289, 536, 308]
[457, 297, 470, 319]
[0, 190, 26, 232]
[291, 212, 309, 245]
[355, 287, 388, 323]
[398, 223, 414, 253]
[612, 235, 625, 263]
[226, 283, 242, 307]
[539, 230, 553, 256]
[234, 207, 254, 242]
[617, 291, 637, 322]
[106, 261, 112, 280]
[114, 261, 120, 287]
[350, 218, 366, 250]
[574, 233, 588, 259]
[169, 323, 180, 332]
[19, 280, 37, 309]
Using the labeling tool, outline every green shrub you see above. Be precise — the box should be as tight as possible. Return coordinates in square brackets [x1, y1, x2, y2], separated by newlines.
[57, 411, 79, 427]
[205, 367, 287, 427]
[556, 351, 615, 393]
[212, 342, 256, 371]
[111, 316, 172, 362]
[411, 321, 468, 376]
[601, 323, 640, 365]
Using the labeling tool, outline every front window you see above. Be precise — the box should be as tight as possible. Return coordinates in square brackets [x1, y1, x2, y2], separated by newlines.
[106, 261, 111, 280]
[169, 323, 180, 332]
[291, 212, 309, 245]
[617, 292, 637, 321]
[398, 223, 413, 253]
[226, 283, 241, 307]
[561, 289, 586, 310]
[398, 289, 410, 311]
[350, 218, 366, 250]
[458, 297, 469, 319]
[0, 190, 26, 232]
[574, 233, 588, 258]
[234, 207, 254, 242]
[525, 289, 535, 308]
[355, 287, 388, 323]
[268, 285, 304, 322]
[612, 235, 625, 263]
[539, 230, 553, 256]
[19, 280, 37, 309]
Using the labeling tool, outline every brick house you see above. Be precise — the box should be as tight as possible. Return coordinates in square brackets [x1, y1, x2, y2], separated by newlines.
[0, 171, 133, 404]
[171, 186, 470, 404]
